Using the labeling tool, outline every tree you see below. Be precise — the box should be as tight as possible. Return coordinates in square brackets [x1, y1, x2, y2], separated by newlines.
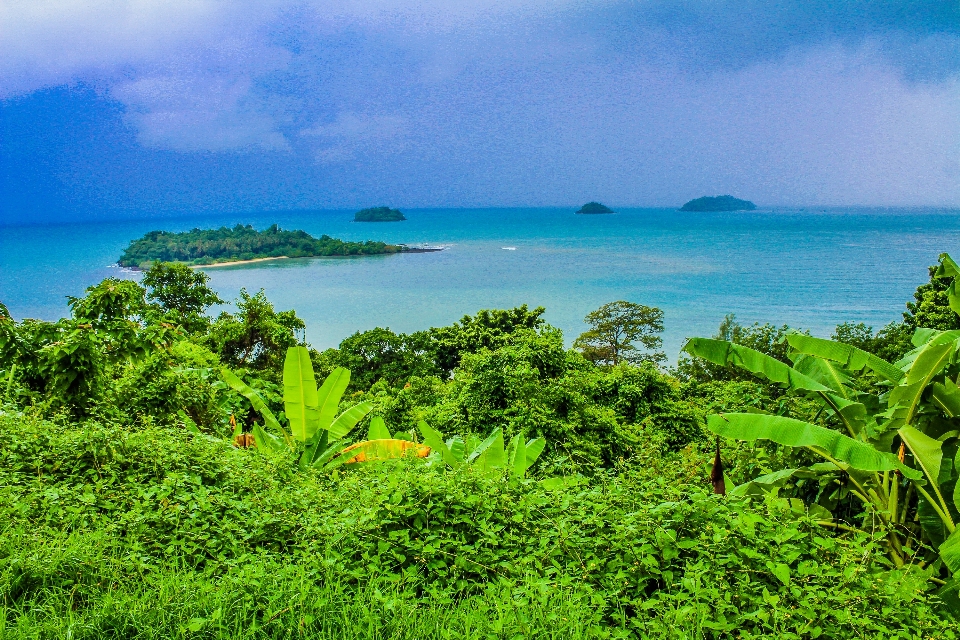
[675, 314, 794, 385]
[142, 262, 223, 317]
[332, 327, 438, 391]
[206, 289, 305, 374]
[573, 301, 664, 366]
[428, 305, 547, 376]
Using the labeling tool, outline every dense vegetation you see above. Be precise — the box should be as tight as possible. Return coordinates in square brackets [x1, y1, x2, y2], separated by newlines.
[680, 196, 757, 212]
[119, 224, 401, 268]
[354, 207, 406, 222]
[1, 258, 959, 637]
[576, 202, 615, 214]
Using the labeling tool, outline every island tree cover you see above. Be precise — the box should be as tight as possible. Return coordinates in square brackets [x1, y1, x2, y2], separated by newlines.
[680, 195, 757, 211]
[576, 201, 615, 214]
[1, 257, 959, 637]
[354, 206, 406, 222]
[118, 223, 401, 268]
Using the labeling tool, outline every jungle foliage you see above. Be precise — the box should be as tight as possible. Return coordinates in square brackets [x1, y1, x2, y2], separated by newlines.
[119, 224, 401, 268]
[1, 255, 959, 637]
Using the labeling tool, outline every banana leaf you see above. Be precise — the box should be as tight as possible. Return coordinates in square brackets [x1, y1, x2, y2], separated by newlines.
[317, 368, 350, 431]
[933, 379, 960, 417]
[467, 428, 506, 473]
[935, 252, 960, 317]
[368, 415, 391, 440]
[899, 426, 945, 493]
[785, 333, 904, 383]
[329, 439, 431, 467]
[525, 437, 547, 471]
[418, 421, 458, 468]
[508, 434, 527, 479]
[327, 401, 373, 439]
[792, 354, 855, 398]
[730, 468, 804, 497]
[707, 413, 921, 479]
[252, 422, 284, 453]
[220, 368, 287, 439]
[685, 339, 835, 392]
[893, 341, 956, 424]
[941, 528, 960, 574]
[283, 346, 320, 442]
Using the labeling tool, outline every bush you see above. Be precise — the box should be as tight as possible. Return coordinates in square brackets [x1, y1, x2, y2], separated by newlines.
[0, 414, 952, 638]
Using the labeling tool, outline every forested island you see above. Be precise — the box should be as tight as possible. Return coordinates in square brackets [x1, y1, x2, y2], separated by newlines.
[576, 202, 615, 214]
[680, 195, 757, 211]
[355, 206, 406, 222]
[118, 224, 401, 269]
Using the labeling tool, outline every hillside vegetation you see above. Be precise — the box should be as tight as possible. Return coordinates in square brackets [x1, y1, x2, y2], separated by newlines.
[1, 257, 959, 638]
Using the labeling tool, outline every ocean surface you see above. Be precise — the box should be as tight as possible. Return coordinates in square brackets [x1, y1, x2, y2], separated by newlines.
[2, 207, 958, 362]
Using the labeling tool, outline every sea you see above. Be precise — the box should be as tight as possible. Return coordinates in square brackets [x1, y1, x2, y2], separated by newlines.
[2, 207, 958, 362]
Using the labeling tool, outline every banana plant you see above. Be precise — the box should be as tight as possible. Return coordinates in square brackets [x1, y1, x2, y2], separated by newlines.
[417, 420, 546, 478]
[220, 346, 374, 469]
[325, 416, 431, 468]
[683, 253, 960, 589]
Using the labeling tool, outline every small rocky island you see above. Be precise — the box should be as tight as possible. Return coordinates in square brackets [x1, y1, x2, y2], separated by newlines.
[680, 195, 756, 212]
[576, 202, 615, 214]
[355, 206, 406, 222]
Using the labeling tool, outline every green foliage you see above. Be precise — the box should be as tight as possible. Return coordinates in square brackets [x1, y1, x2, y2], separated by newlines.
[354, 206, 406, 222]
[0, 414, 952, 637]
[119, 224, 400, 268]
[207, 289, 305, 374]
[141, 261, 223, 318]
[576, 202, 615, 214]
[573, 300, 665, 366]
[680, 195, 756, 211]
[330, 327, 438, 390]
[676, 314, 794, 387]
[428, 305, 547, 376]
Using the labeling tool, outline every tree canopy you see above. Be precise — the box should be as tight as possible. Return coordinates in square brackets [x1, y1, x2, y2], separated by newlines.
[573, 301, 665, 366]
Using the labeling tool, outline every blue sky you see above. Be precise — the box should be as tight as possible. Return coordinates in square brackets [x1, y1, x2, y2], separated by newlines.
[2, 0, 958, 223]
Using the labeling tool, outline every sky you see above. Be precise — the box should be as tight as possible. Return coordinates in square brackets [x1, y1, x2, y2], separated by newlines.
[2, 0, 959, 224]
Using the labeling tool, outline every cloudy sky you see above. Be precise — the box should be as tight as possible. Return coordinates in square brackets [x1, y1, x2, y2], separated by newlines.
[2, 0, 958, 223]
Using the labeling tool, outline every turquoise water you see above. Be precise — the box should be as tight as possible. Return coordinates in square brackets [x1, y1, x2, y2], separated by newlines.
[2, 207, 958, 361]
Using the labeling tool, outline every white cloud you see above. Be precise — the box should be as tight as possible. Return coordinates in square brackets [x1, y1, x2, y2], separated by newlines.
[302, 112, 409, 162]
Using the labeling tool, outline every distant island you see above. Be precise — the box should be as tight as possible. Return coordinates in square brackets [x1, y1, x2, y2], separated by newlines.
[355, 207, 406, 222]
[680, 195, 756, 212]
[119, 224, 402, 269]
[576, 202, 615, 214]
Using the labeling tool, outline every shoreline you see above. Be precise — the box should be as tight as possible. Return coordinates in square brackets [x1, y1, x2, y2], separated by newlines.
[190, 256, 292, 269]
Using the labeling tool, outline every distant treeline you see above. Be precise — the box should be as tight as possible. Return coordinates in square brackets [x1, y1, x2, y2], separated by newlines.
[119, 224, 401, 268]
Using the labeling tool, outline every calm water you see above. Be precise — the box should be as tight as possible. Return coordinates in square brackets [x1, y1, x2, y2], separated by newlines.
[2, 207, 958, 361]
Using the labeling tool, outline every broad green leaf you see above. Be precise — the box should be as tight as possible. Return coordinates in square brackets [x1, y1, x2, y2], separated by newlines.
[899, 425, 944, 491]
[252, 422, 284, 453]
[510, 434, 527, 479]
[447, 436, 466, 463]
[684, 339, 832, 393]
[311, 438, 347, 469]
[933, 379, 960, 417]
[368, 415, 391, 440]
[283, 346, 320, 442]
[941, 528, 960, 574]
[730, 468, 801, 497]
[707, 413, 921, 479]
[894, 341, 956, 424]
[524, 437, 547, 471]
[467, 429, 506, 473]
[300, 429, 328, 469]
[328, 401, 373, 440]
[317, 368, 350, 430]
[792, 355, 855, 397]
[221, 368, 285, 436]
[787, 333, 903, 383]
[935, 252, 960, 317]
[418, 421, 458, 468]
[178, 410, 200, 434]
